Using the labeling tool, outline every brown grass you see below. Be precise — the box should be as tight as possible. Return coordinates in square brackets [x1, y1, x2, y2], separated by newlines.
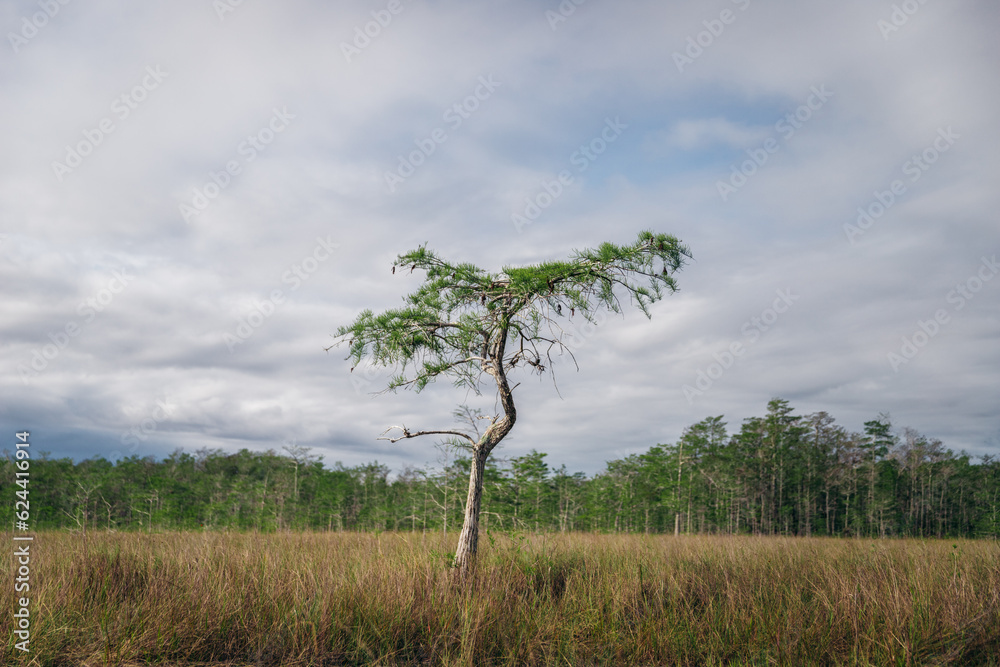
[2, 531, 999, 666]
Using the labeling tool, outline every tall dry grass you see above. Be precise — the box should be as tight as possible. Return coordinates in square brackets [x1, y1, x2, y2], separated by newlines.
[2, 531, 998, 666]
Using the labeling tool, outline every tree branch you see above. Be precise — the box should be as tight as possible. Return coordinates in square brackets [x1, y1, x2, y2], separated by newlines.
[378, 426, 477, 446]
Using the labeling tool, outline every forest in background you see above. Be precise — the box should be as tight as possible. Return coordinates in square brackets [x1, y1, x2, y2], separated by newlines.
[4, 399, 999, 538]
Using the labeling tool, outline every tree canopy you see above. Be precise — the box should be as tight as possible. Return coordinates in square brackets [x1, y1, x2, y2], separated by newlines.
[334, 230, 691, 394]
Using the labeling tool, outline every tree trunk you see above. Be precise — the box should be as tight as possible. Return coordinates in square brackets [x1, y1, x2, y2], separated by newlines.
[454, 446, 489, 574]
[453, 322, 516, 575]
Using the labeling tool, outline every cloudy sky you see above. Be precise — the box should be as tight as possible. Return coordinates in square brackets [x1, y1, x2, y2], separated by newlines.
[2, 0, 998, 475]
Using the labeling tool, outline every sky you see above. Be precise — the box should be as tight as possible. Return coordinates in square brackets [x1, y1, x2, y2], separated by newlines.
[1, 0, 998, 476]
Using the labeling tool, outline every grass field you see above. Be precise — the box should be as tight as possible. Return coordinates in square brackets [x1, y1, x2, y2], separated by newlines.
[2, 531, 999, 666]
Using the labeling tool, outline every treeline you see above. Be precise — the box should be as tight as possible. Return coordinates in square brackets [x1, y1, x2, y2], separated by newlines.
[3, 399, 999, 538]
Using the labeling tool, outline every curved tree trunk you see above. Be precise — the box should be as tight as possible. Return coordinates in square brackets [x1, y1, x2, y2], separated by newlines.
[454, 446, 489, 574]
[453, 413, 515, 575]
[453, 324, 516, 575]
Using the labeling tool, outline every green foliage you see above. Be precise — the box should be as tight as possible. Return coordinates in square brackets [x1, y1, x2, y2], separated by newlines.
[2, 400, 998, 539]
[333, 231, 691, 393]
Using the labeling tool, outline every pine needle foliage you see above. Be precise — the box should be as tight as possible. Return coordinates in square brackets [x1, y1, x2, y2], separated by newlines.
[332, 230, 691, 394]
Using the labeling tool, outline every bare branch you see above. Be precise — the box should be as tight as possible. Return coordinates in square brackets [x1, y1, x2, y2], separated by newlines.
[378, 425, 477, 446]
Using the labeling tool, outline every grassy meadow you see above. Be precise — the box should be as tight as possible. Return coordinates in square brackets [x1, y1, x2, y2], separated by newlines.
[2, 531, 999, 666]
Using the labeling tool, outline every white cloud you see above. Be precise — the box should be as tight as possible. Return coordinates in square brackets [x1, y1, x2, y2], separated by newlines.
[649, 118, 770, 152]
[1, 0, 998, 473]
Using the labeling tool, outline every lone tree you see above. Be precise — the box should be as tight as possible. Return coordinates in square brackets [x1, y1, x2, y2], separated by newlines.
[331, 230, 690, 573]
